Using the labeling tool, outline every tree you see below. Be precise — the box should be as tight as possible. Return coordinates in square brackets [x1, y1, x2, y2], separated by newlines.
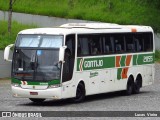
[8, 0, 16, 34]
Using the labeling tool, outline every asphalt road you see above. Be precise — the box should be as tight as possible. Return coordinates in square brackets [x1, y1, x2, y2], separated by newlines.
[0, 64, 160, 119]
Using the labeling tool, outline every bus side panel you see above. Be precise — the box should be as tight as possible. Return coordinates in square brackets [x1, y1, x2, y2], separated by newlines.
[61, 73, 78, 99]
[111, 68, 127, 92]
[61, 81, 75, 99]
[142, 64, 154, 86]
[99, 69, 114, 93]
[75, 71, 100, 96]
[100, 68, 124, 93]
[112, 66, 143, 92]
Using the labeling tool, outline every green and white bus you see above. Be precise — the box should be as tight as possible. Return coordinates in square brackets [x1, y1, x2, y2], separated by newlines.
[4, 23, 155, 103]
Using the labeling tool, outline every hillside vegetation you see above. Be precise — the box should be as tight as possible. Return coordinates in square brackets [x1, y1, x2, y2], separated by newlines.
[155, 50, 160, 62]
[0, 0, 160, 32]
[0, 20, 36, 49]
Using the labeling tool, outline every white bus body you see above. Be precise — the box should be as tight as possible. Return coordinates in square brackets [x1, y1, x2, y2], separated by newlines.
[4, 23, 155, 103]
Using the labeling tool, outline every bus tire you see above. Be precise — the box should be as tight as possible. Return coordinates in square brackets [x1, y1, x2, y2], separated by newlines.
[133, 76, 142, 94]
[126, 77, 134, 95]
[72, 83, 85, 103]
[29, 98, 45, 103]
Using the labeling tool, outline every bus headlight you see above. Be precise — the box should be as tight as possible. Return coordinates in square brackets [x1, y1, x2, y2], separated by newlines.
[12, 83, 21, 87]
[48, 84, 60, 88]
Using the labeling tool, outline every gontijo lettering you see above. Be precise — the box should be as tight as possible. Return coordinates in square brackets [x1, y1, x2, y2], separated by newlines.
[84, 60, 103, 68]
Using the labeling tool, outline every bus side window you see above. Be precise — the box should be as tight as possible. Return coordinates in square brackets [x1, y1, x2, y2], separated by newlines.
[90, 39, 99, 55]
[77, 37, 90, 56]
[134, 38, 142, 52]
[114, 34, 125, 53]
[143, 33, 153, 51]
[62, 34, 75, 82]
[103, 36, 111, 54]
[115, 39, 123, 53]
[125, 34, 135, 53]
[105, 45, 110, 53]
[90, 35, 102, 55]
[116, 43, 122, 52]
[127, 44, 134, 52]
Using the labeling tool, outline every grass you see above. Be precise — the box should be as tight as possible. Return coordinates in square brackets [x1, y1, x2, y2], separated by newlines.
[155, 50, 160, 62]
[0, 0, 160, 32]
[0, 20, 36, 50]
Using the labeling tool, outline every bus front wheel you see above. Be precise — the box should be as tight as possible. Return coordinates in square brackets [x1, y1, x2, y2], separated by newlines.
[72, 83, 85, 103]
[29, 98, 45, 103]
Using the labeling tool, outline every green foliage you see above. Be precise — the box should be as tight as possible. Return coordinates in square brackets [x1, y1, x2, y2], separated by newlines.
[155, 50, 160, 62]
[0, 0, 160, 32]
[0, 20, 36, 50]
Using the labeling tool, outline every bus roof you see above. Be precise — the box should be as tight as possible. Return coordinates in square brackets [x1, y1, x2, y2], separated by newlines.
[18, 23, 154, 35]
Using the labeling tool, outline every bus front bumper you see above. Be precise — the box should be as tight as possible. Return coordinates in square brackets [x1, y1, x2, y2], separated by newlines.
[12, 86, 62, 99]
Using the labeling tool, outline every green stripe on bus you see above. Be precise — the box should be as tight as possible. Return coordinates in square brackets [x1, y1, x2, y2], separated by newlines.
[103, 57, 115, 68]
[11, 78, 60, 85]
[77, 53, 154, 71]
[117, 68, 122, 80]
[120, 56, 126, 67]
[11, 78, 21, 84]
[133, 55, 138, 65]
[48, 80, 60, 85]
[133, 53, 154, 65]
[77, 57, 115, 71]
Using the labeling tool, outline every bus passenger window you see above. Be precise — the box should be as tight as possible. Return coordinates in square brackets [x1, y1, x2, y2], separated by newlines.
[125, 34, 135, 53]
[105, 45, 110, 53]
[77, 37, 89, 56]
[116, 44, 122, 52]
[89, 36, 101, 55]
[114, 34, 125, 53]
[127, 44, 134, 52]
[102, 36, 114, 54]
[143, 33, 153, 51]
[134, 38, 142, 52]
[115, 39, 123, 53]
[92, 48, 99, 55]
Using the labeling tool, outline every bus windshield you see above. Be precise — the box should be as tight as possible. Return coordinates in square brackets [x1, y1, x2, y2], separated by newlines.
[12, 34, 63, 81]
[12, 49, 61, 81]
[16, 34, 63, 48]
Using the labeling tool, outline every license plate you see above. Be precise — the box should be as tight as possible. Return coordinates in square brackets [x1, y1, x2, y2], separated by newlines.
[30, 92, 38, 95]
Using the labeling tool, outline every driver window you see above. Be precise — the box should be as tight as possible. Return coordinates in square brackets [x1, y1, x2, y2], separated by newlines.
[62, 34, 75, 82]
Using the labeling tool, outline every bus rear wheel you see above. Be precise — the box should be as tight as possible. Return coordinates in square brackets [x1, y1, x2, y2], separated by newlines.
[29, 98, 45, 103]
[133, 76, 142, 94]
[126, 77, 134, 95]
[72, 83, 85, 103]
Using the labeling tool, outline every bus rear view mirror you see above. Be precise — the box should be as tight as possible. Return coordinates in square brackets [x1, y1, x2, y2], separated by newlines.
[59, 46, 67, 62]
[4, 44, 14, 62]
